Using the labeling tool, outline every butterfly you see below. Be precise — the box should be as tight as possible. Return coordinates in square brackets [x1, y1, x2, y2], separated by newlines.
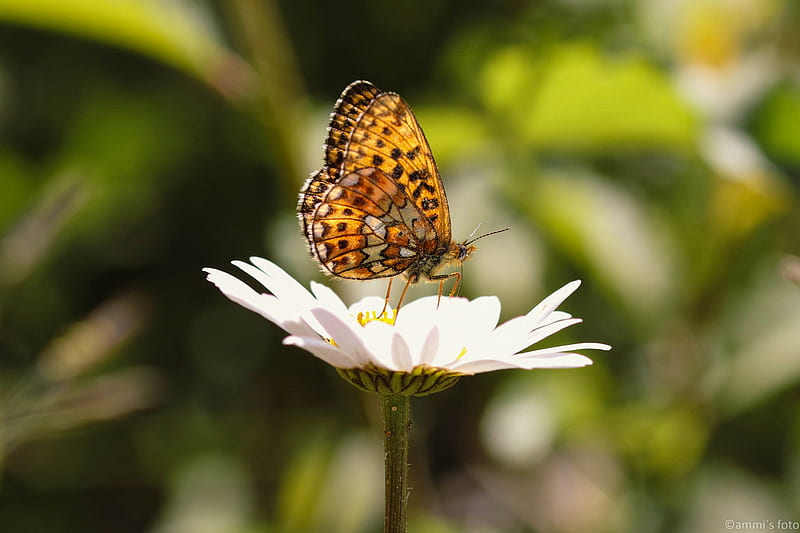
[298, 80, 503, 309]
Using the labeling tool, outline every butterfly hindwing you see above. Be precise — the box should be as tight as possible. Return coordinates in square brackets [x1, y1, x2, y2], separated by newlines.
[307, 168, 437, 279]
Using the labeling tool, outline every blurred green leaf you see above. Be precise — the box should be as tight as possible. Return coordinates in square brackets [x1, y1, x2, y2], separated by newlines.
[0, 173, 87, 287]
[481, 44, 699, 152]
[276, 429, 333, 532]
[752, 83, 800, 165]
[52, 87, 191, 252]
[0, 0, 245, 93]
[0, 150, 37, 231]
[615, 404, 709, 478]
[414, 107, 490, 164]
[276, 429, 382, 533]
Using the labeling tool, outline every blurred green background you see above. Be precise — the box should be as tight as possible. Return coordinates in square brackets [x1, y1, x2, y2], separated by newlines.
[1, 0, 799, 532]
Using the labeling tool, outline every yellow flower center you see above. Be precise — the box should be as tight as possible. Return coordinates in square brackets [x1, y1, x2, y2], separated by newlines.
[356, 309, 397, 327]
[324, 309, 397, 346]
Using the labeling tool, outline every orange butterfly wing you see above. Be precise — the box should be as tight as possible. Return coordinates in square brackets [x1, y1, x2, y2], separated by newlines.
[329, 82, 452, 244]
[298, 81, 451, 281]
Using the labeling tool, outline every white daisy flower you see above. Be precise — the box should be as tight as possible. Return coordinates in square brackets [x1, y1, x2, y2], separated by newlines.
[203, 257, 610, 396]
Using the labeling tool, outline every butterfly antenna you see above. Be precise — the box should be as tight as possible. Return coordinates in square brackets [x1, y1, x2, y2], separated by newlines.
[467, 223, 482, 240]
[465, 227, 510, 246]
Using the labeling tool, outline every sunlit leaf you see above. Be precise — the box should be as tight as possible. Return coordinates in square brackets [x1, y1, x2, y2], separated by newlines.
[0, 0, 245, 94]
[482, 44, 699, 151]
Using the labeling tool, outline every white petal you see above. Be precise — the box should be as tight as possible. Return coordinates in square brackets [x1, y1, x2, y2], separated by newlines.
[480, 315, 532, 352]
[526, 280, 581, 327]
[517, 352, 595, 368]
[392, 300, 445, 361]
[418, 326, 440, 366]
[448, 357, 529, 374]
[467, 318, 584, 362]
[521, 342, 612, 356]
[451, 352, 593, 374]
[310, 308, 372, 366]
[204, 267, 264, 312]
[476, 309, 575, 358]
[348, 296, 389, 317]
[393, 296, 440, 340]
[397, 295, 439, 317]
[391, 332, 413, 371]
[359, 319, 398, 368]
[524, 318, 584, 348]
[248, 297, 321, 338]
[540, 310, 573, 325]
[310, 282, 350, 317]
[431, 296, 500, 364]
[234, 258, 315, 308]
[204, 267, 321, 338]
[231, 260, 332, 335]
[433, 295, 470, 319]
[431, 324, 471, 368]
[283, 336, 360, 368]
[462, 296, 502, 335]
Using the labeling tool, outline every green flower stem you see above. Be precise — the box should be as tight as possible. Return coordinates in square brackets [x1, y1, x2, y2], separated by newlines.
[383, 393, 410, 533]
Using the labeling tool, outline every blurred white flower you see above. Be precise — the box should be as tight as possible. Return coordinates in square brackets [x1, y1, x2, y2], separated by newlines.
[204, 258, 609, 395]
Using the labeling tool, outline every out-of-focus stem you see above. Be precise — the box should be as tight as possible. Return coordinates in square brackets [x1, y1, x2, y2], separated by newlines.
[227, 0, 309, 196]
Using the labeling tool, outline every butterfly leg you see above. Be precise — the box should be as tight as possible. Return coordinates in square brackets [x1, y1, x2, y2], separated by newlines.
[394, 274, 418, 317]
[431, 272, 461, 308]
[379, 278, 394, 319]
[447, 271, 462, 297]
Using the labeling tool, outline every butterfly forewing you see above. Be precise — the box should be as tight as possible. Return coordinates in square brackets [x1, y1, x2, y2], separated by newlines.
[334, 92, 452, 245]
[325, 81, 382, 172]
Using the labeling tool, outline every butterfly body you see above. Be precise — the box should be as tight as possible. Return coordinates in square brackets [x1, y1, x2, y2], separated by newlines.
[298, 81, 476, 288]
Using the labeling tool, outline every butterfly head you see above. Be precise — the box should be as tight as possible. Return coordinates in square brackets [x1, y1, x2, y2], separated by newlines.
[454, 242, 477, 263]
[449, 227, 510, 265]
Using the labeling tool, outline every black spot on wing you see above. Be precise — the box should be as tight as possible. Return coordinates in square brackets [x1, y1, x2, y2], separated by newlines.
[408, 169, 429, 182]
[420, 198, 439, 211]
[412, 182, 436, 199]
